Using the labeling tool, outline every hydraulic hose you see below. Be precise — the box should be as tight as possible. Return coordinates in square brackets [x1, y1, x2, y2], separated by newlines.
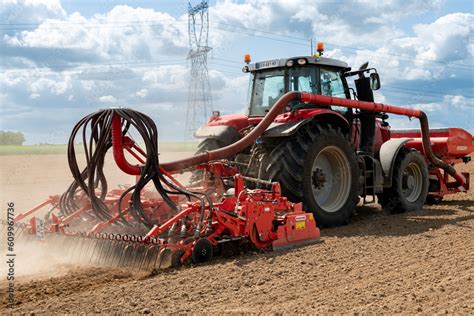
[419, 112, 466, 189]
[65, 108, 213, 229]
[110, 92, 466, 190]
[160, 91, 301, 171]
[298, 93, 467, 189]
[112, 115, 141, 175]
[161, 92, 465, 189]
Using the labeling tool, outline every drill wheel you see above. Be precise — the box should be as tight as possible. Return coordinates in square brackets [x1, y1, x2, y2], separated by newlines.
[192, 238, 213, 264]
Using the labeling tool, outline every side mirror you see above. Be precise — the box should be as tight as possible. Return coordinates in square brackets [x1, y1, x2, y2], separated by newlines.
[370, 73, 381, 90]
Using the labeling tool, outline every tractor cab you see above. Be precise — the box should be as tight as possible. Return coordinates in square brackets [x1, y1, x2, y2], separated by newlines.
[241, 46, 383, 155]
[243, 55, 350, 116]
[242, 47, 381, 116]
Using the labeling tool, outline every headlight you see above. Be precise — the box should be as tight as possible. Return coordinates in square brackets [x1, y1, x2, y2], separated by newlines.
[286, 60, 294, 67]
[297, 58, 307, 65]
[242, 66, 249, 73]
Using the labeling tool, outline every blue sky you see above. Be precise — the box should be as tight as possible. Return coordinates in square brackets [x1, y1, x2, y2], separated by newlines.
[1, 0, 473, 144]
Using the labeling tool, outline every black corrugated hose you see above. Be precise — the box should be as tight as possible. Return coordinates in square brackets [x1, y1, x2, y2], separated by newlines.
[59, 108, 212, 231]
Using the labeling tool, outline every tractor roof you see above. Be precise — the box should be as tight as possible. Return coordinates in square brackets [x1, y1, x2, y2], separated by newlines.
[247, 56, 350, 72]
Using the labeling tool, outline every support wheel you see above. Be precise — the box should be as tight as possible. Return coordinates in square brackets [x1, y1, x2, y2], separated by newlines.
[192, 238, 213, 264]
[426, 180, 443, 205]
[265, 124, 359, 227]
[380, 148, 428, 213]
[426, 195, 443, 205]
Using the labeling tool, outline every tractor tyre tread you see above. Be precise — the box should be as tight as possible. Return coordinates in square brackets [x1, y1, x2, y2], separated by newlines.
[265, 124, 359, 227]
[380, 148, 429, 214]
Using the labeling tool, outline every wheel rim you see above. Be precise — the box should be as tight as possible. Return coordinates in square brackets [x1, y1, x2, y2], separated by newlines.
[310, 146, 351, 213]
[402, 162, 423, 202]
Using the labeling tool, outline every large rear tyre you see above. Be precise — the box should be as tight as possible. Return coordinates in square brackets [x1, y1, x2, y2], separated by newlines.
[380, 148, 429, 213]
[196, 138, 224, 154]
[266, 125, 359, 227]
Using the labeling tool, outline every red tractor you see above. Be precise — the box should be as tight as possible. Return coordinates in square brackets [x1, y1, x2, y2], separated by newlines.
[194, 45, 473, 227]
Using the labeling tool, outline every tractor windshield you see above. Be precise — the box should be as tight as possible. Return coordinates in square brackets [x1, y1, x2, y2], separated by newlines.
[248, 69, 285, 116]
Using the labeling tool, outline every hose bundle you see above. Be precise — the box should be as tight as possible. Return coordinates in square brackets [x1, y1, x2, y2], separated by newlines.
[59, 108, 210, 229]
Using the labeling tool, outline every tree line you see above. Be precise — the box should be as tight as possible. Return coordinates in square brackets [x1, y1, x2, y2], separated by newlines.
[0, 131, 25, 145]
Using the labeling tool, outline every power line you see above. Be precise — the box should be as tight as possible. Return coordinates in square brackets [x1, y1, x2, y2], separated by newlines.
[0, 20, 188, 29]
[383, 86, 474, 99]
[213, 22, 474, 69]
[0, 20, 474, 71]
[212, 25, 473, 72]
[0, 59, 187, 70]
[2, 57, 472, 101]
[2, 19, 472, 70]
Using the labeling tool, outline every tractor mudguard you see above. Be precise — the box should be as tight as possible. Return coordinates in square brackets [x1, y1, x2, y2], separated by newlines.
[379, 138, 413, 187]
[262, 119, 311, 137]
[194, 125, 240, 145]
[262, 112, 350, 138]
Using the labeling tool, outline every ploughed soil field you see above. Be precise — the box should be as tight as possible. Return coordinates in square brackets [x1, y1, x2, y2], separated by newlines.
[0, 153, 473, 314]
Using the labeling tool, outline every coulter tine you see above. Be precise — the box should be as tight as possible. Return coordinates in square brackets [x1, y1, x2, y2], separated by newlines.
[104, 240, 117, 266]
[120, 244, 134, 267]
[83, 238, 98, 265]
[97, 240, 110, 266]
[131, 244, 142, 268]
[75, 236, 88, 261]
[69, 236, 82, 259]
[151, 246, 162, 269]
[145, 246, 155, 270]
[89, 239, 103, 264]
[106, 240, 123, 266]
[14, 226, 27, 243]
[147, 246, 161, 270]
[97, 240, 109, 265]
[110, 242, 127, 267]
[134, 245, 146, 268]
[139, 245, 154, 270]
[102, 241, 115, 266]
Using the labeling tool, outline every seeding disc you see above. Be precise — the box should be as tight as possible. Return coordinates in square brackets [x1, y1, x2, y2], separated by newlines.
[192, 238, 213, 264]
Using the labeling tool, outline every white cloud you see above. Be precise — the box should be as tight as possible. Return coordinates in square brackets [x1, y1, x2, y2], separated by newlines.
[142, 65, 189, 90]
[1, 0, 66, 25]
[2, 5, 188, 67]
[402, 94, 474, 130]
[135, 89, 148, 98]
[414, 13, 472, 62]
[99, 95, 117, 103]
[365, 13, 474, 83]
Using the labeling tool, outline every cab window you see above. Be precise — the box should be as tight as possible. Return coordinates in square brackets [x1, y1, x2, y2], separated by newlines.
[249, 69, 285, 116]
[320, 68, 346, 97]
[289, 67, 317, 93]
[320, 67, 349, 113]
